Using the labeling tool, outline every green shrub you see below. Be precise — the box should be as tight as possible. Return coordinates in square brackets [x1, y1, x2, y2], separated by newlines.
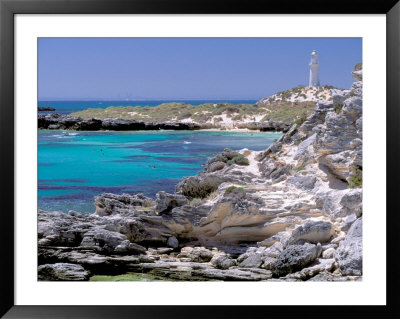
[178, 112, 192, 120]
[225, 186, 245, 194]
[295, 113, 308, 126]
[232, 154, 249, 165]
[295, 139, 302, 146]
[297, 166, 305, 172]
[348, 166, 362, 188]
[334, 104, 343, 114]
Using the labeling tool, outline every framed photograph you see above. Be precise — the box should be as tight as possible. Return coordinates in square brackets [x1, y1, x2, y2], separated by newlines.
[1, 0, 398, 317]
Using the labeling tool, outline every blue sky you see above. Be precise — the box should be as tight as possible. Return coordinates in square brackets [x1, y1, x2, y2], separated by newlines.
[38, 38, 362, 100]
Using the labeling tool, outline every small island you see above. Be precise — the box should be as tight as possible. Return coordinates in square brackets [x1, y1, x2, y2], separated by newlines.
[38, 106, 56, 111]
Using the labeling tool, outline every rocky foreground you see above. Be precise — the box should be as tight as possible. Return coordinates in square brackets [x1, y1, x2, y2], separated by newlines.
[38, 67, 362, 281]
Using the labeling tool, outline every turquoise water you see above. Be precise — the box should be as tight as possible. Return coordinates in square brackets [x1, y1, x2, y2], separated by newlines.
[38, 100, 257, 115]
[38, 130, 281, 213]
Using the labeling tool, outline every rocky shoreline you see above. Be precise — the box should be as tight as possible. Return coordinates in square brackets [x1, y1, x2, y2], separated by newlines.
[38, 66, 363, 282]
[38, 113, 290, 132]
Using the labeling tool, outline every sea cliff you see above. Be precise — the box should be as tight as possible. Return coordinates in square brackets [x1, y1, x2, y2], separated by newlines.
[38, 65, 362, 281]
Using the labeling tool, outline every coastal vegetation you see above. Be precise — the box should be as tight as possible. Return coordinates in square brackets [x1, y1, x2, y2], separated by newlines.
[348, 166, 362, 188]
[71, 101, 317, 125]
[225, 185, 245, 194]
[256, 85, 340, 106]
[334, 103, 344, 114]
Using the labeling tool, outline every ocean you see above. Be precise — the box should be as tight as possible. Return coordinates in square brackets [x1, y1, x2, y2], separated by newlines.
[38, 100, 258, 115]
[38, 129, 281, 214]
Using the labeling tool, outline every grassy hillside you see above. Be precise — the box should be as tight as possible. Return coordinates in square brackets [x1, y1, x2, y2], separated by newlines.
[71, 101, 317, 125]
[257, 85, 338, 105]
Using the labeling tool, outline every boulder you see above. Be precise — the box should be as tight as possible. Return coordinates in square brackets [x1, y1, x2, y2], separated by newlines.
[287, 175, 317, 191]
[211, 254, 236, 270]
[238, 253, 263, 268]
[88, 229, 128, 250]
[287, 258, 336, 280]
[288, 221, 333, 245]
[38, 263, 90, 281]
[94, 192, 154, 216]
[207, 161, 226, 173]
[294, 134, 316, 159]
[155, 191, 189, 214]
[114, 240, 146, 254]
[270, 243, 321, 277]
[262, 257, 276, 270]
[177, 247, 213, 263]
[339, 187, 361, 209]
[335, 217, 362, 275]
[167, 236, 179, 248]
[341, 214, 357, 232]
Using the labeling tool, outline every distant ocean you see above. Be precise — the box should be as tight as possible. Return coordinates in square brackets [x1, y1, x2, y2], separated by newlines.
[38, 100, 258, 115]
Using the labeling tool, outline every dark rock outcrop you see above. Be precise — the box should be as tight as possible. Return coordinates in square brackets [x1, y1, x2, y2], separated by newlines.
[38, 114, 202, 131]
[270, 243, 321, 277]
[38, 114, 290, 132]
[38, 106, 56, 111]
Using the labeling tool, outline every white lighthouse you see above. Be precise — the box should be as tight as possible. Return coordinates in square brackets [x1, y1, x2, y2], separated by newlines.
[309, 50, 320, 87]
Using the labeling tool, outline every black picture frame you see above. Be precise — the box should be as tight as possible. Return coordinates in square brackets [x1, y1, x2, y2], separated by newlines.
[1, 0, 399, 317]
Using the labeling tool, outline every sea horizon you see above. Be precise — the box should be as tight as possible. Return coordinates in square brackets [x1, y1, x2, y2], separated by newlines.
[38, 99, 258, 115]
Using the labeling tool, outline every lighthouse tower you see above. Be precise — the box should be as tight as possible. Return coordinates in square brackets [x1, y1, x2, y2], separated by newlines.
[309, 50, 320, 87]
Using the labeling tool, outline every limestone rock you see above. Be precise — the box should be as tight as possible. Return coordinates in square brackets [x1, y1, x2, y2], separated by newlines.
[287, 175, 317, 191]
[94, 192, 154, 216]
[211, 254, 236, 270]
[262, 257, 276, 270]
[207, 161, 226, 173]
[38, 263, 90, 281]
[341, 214, 357, 232]
[335, 217, 362, 275]
[238, 253, 263, 268]
[114, 240, 147, 254]
[177, 247, 213, 263]
[270, 243, 320, 277]
[294, 133, 316, 159]
[155, 191, 189, 214]
[288, 220, 333, 245]
[322, 247, 336, 259]
[167, 236, 179, 248]
[286, 258, 335, 280]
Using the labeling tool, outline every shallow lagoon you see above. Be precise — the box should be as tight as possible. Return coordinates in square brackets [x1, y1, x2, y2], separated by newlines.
[38, 130, 281, 213]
